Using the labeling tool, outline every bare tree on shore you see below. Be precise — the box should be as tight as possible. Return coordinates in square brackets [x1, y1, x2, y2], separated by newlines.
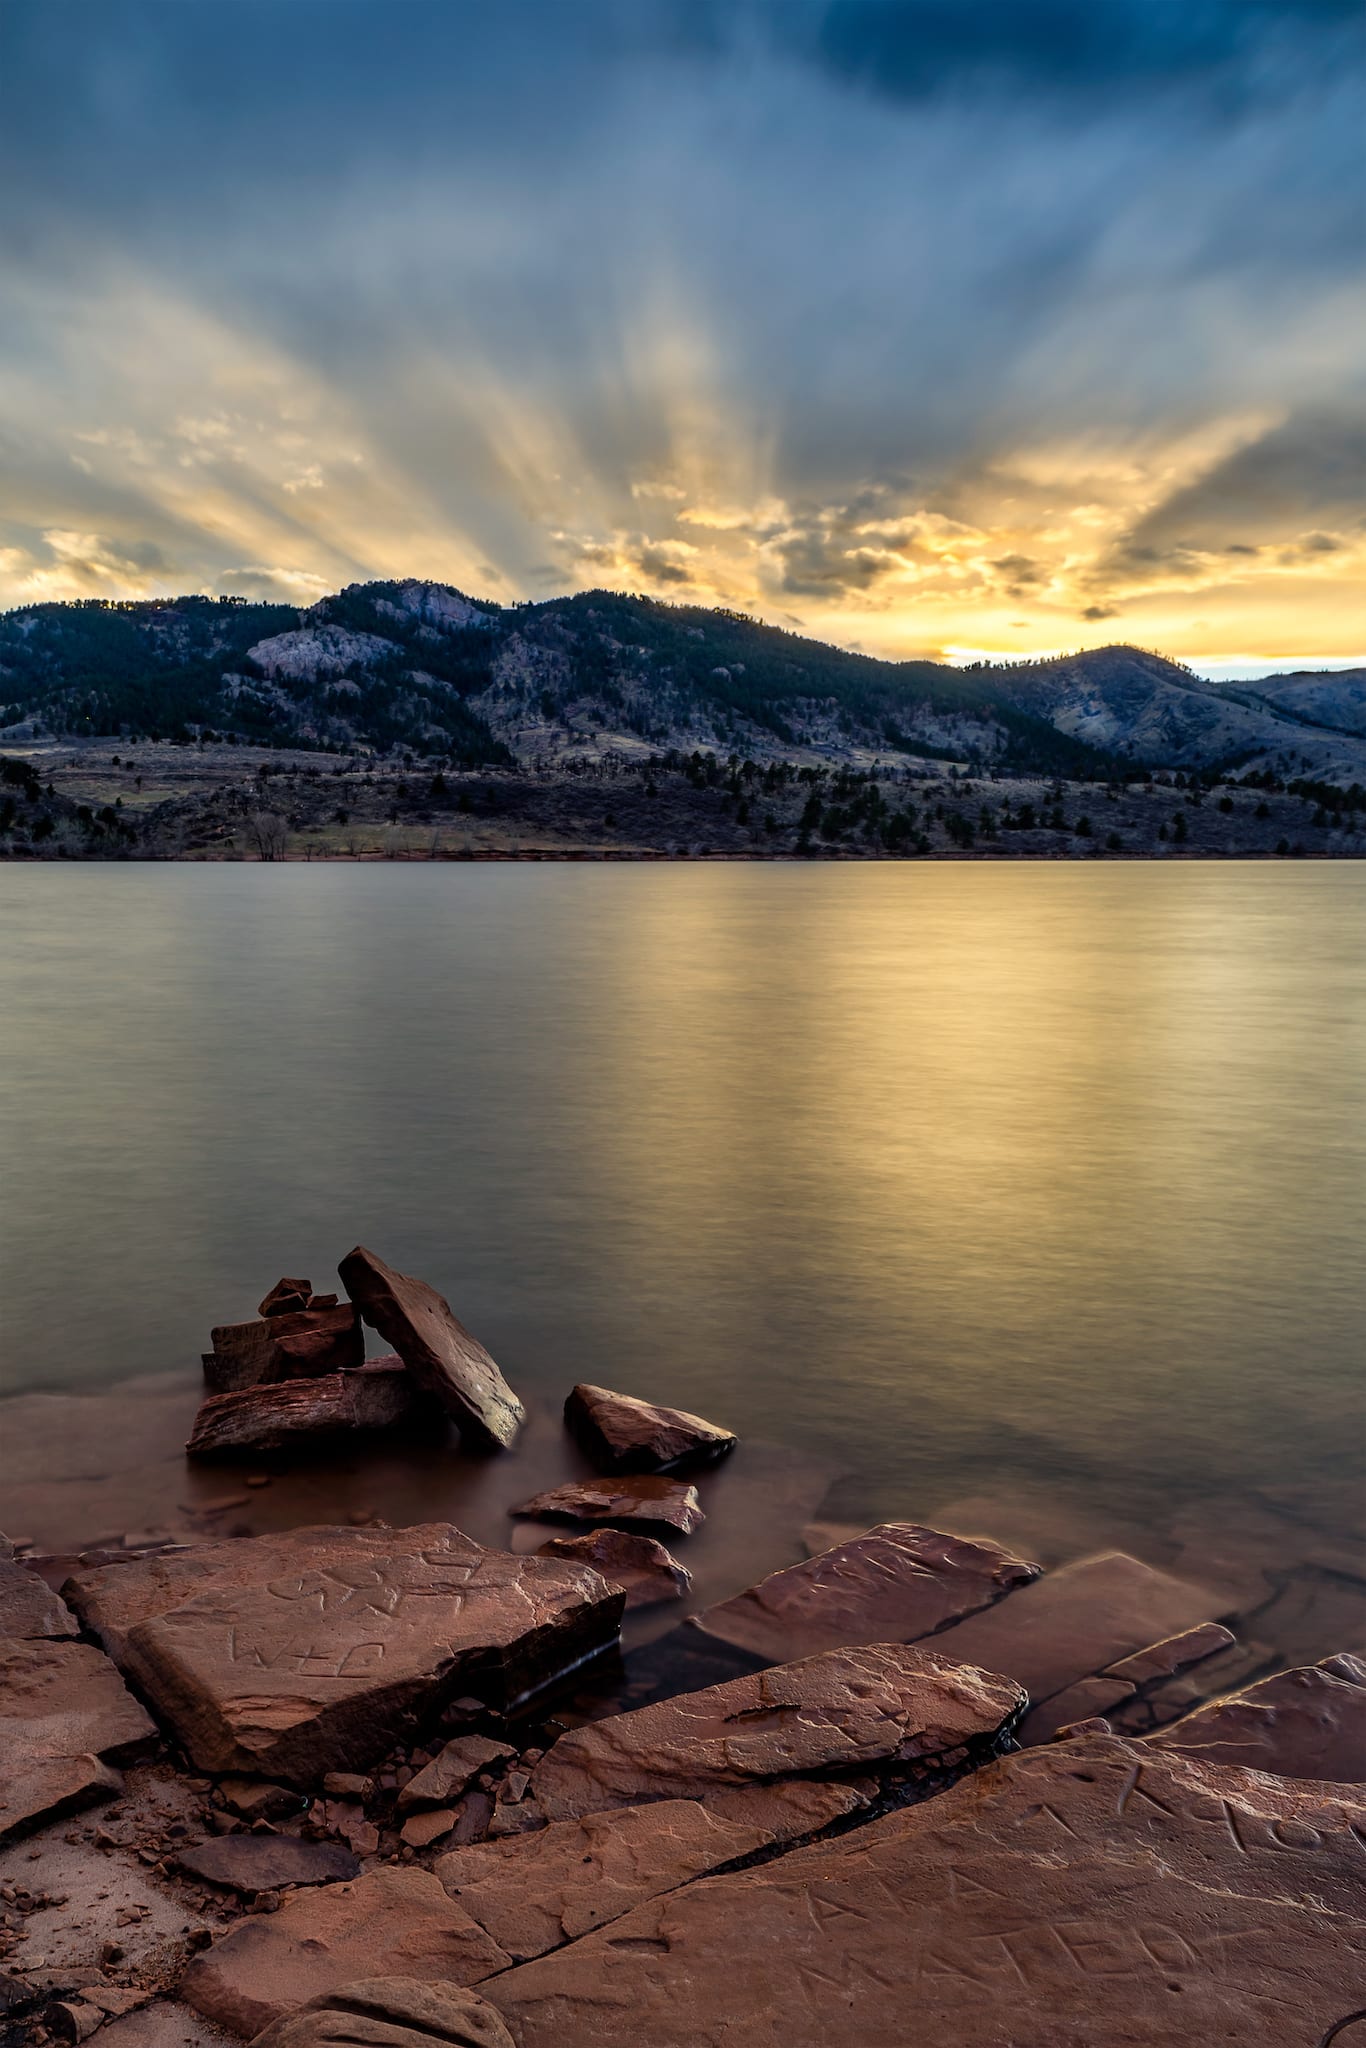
[247, 812, 288, 861]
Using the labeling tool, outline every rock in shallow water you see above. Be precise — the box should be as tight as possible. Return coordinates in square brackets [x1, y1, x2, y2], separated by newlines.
[563, 1384, 737, 1474]
[180, 1868, 510, 2037]
[64, 1523, 622, 1784]
[511, 1477, 704, 1536]
[483, 1733, 1366, 2048]
[536, 1529, 691, 1611]
[528, 1640, 1026, 1831]
[186, 1361, 420, 1459]
[338, 1247, 524, 1451]
[689, 1521, 1040, 1663]
[1149, 1652, 1366, 1782]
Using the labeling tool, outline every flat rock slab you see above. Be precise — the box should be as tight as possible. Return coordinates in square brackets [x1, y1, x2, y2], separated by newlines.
[186, 1362, 420, 1459]
[530, 1641, 1025, 1828]
[339, 1247, 524, 1451]
[0, 1636, 155, 1843]
[0, 1552, 78, 1639]
[536, 1530, 691, 1611]
[265, 1305, 365, 1376]
[1150, 1653, 1366, 1782]
[204, 1320, 287, 1395]
[250, 1979, 514, 2048]
[690, 1521, 1040, 1664]
[180, 1868, 510, 2038]
[564, 1384, 737, 1474]
[511, 1477, 704, 1535]
[485, 1733, 1366, 2048]
[174, 1834, 360, 1893]
[923, 1550, 1222, 1704]
[400, 1737, 515, 1813]
[65, 1523, 622, 1784]
[437, 1799, 770, 1962]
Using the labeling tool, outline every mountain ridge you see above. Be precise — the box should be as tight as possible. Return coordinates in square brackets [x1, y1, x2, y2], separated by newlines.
[2, 578, 1363, 782]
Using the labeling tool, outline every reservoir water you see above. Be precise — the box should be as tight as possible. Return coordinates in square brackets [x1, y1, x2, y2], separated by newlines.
[1, 862, 1362, 1657]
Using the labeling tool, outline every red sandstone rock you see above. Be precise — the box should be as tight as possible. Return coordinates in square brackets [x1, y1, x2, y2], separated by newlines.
[64, 1523, 622, 1784]
[0, 1636, 156, 1843]
[399, 1737, 515, 1812]
[174, 1835, 360, 1893]
[536, 1530, 691, 1611]
[690, 1521, 1040, 1663]
[248, 1979, 515, 2048]
[204, 1320, 283, 1394]
[338, 1247, 524, 1450]
[1105, 1620, 1236, 1686]
[529, 1641, 1025, 1830]
[0, 1545, 78, 1639]
[1149, 1653, 1366, 1782]
[923, 1550, 1222, 1702]
[483, 1734, 1366, 2048]
[179, 1868, 510, 2037]
[437, 1799, 770, 1961]
[563, 1384, 737, 1473]
[265, 1305, 366, 1376]
[259, 1278, 314, 1318]
[185, 1361, 420, 1459]
[511, 1476, 704, 1535]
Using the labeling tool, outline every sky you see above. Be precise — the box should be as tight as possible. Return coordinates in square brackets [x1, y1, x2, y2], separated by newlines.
[0, 0, 1362, 677]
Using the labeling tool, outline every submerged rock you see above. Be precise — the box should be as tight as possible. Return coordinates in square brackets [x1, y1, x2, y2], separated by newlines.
[64, 1522, 622, 1784]
[248, 1979, 515, 2048]
[529, 1641, 1025, 1832]
[338, 1247, 524, 1451]
[923, 1550, 1222, 1703]
[689, 1522, 1040, 1664]
[436, 1799, 771, 1962]
[483, 1733, 1366, 2047]
[185, 1361, 420, 1459]
[536, 1529, 691, 1611]
[511, 1477, 704, 1536]
[179, 1868, 510, 2037]
[1149, 1652, 1366, 1782]
[563, 1384, 737, 1474]
[0, 1636, 157, 1843]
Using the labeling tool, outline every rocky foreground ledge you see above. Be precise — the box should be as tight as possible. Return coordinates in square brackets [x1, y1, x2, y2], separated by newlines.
[1, 1251, 1364, 2046]
[1, 1505, 1363, 2048]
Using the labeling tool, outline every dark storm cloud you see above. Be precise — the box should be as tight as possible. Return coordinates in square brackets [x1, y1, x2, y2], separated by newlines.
[774, 0, 1363, 105]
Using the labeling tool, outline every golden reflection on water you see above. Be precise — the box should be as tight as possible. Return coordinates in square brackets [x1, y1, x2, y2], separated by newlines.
[0, 863, 1362, 1529]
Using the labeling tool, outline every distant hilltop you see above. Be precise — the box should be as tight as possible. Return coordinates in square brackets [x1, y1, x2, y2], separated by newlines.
[2, 579, 1363, 782]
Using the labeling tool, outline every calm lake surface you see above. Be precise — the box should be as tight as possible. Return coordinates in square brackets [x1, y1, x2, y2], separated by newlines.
[1, 862, 1363, 1544]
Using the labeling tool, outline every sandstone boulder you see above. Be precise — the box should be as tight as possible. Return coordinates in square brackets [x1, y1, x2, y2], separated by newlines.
[399, 1737, 515, 1813]
[536, 1530, 691, 1611]
[174, 1835, 360, 1893]
[436, 1799, 770, 1962]
[248, 1979, 514, 2048]
[689, 1522, 1040, 1663]
[924, 1550, 1222, 1703]
[338, 1248, 523, 1450]
[1149, 1653, 1366, 1782]
[529, 1641, 1024, 1832]
[266, 1305, 365, 1376]
[260, 1278, 314, 1318]
[484, 1733, 1366, 2048]
[563, 1384, 736, 1473]
[511, 1477, 703, 1535]
[0, 1547, 78, 1639]
[65, 1523, 621, 1784]
[204, 1320, 283, 1395]
[180, 1868, 509, 2037]
[0, 1636, 156, 1843]
[186, 1361, 421, 1459]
